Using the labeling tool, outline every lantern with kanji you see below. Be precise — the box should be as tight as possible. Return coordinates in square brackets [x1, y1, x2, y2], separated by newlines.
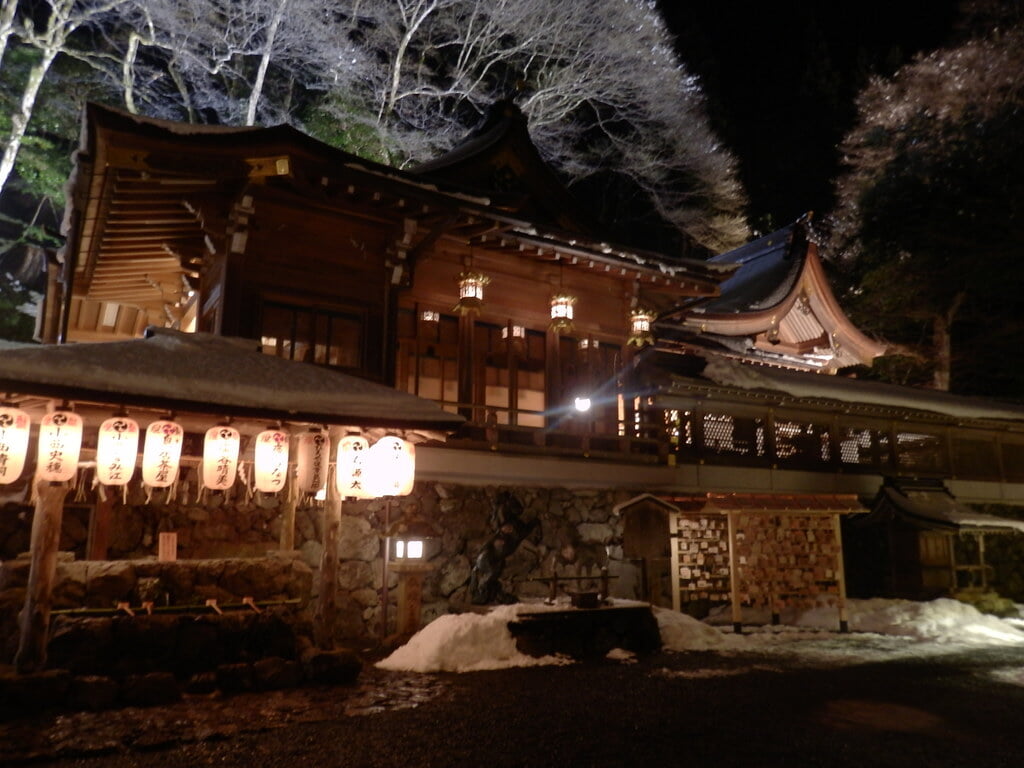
[203, 425, 240, 490]
[296, 428, 329, 494]
[36, 410, 83, 482]
[336, 435, 374, 499]
[0, 406, 30, 485]
[367, 436, 416, 497]
[254, 427, 290, 493]
[142, 419, 184, 488]
[96, 416, 140, 486]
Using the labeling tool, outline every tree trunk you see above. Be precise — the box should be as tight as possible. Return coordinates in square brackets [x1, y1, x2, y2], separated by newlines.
[0, 0, 18, 71]
[931, 292, 965, 392]
[15, 479, 71, 674]
[0, 45, 59, 199]
[245, 0, 288, 126]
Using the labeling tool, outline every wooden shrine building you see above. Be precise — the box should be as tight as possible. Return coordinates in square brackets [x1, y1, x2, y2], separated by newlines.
[3, 101, 1024, 657]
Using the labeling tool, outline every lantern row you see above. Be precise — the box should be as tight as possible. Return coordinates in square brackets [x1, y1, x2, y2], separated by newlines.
[0, 407, 414, 498]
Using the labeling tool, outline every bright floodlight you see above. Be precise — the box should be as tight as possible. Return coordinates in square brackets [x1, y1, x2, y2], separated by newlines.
[574, 397, 592, 412]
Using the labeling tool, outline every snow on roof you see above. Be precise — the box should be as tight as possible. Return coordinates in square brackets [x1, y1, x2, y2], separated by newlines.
[877, 483, 1024, 534]
[0, 328, 463, 430]
[691, 357, 1024, 423]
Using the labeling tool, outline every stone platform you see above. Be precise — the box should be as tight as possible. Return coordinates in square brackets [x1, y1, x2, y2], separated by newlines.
[508, 604, 660, 660]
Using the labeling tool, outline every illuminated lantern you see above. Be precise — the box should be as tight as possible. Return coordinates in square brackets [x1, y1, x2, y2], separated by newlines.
[628, 309, 655, 347]
[254, 427, 290, 493]
[549, 293, 575, 334]
[36, 410, 83, 482]
[453, 271, 489, 315]
[96, 416, 139, 486]
[296, 428, 329, 494]
[0, 406, 30, 485]
[203, 425, 240, 491]
[367, 436, 416, 497]
[336, 435, 374, 499]
[142, 419, 184, 487]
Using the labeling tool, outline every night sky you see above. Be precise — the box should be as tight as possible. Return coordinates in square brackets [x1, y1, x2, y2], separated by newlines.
[658, 0, 961, 231]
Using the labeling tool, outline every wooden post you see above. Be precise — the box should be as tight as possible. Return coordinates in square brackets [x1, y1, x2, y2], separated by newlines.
[832, 513, 850, 633]
[278, 464, 297, 552]
[380, 498, 392, 638]
[395, 569, 427, 637]
[727, 512, 743, 634]
[978, 533, 988, 590]
[86, 491, 114, 561]
[315, 466, 342, 650]
[15, 479, 71, 673]
[668, 512, 681, 613]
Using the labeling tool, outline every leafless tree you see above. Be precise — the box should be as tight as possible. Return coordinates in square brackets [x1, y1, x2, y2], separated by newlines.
[317, 0, 749, 252]
[0, 0, 129, 200]
[828, 13, 1024, 391]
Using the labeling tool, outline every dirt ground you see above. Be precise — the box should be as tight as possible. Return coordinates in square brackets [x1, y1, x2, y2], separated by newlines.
[4, 646, 1024, 767]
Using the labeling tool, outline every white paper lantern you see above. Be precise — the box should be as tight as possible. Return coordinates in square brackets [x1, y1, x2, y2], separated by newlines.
[254, 428, 290, 493]
[367, 436, 416, 497]
[203, 425, 240, 490]
[36, 410, 83, 482]
[296, 429, 329, 494]
[142, 419, 184, 487]
[336, 435, 373, 499]
[96, 416, 140, 486]
[0, 406, 31, 485]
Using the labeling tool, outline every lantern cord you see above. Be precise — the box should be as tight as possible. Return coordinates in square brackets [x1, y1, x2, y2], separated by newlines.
[145, 484, 153, 505]
[122, 485, 127, 505]
[28, 478, 37, 505]
[78, 470, 91, 503]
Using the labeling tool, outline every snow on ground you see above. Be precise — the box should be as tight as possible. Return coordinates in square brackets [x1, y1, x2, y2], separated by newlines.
[377, 597, 1024, 675]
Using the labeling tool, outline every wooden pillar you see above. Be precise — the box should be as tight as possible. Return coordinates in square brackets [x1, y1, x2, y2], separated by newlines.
[832, 513, 850, 633]
[278, 455, 297, 552]
[457, 311, 475, 421]
[15, 479, 71, 673]
[669, 512, 681, 613]
[977, 533, 988, 590]
[315, 465, 342, 650]
[86, 491, 114, 561]
[545, 329, 562, 430]
[727, 512, 743, 634]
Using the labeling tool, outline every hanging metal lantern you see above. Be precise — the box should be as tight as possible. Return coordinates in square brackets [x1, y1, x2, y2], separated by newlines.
[96, 416, 140, 486]
[296, 428, 329, 494]
[367, 436, 416, 497]
[549, 293, 576, 334]
[453, 271, 489, 315]
[36, 410, 83, 483]
[0, 406, 30, 485]
[254, 427, 290, 493]
[336, 435, 374, 499]
[628, 309, 656, 347]
[203, 424, 240, 491]
[142, 419, 184, 488]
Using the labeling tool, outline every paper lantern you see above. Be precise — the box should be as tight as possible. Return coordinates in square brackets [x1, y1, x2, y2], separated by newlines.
[96, 416, 140, 486]
[335, 435, 373, 499]
[0, 406, 30, 485]
[628, 309, 655, 347]
[254, 428, 290, 493]
[36, 410, 83, 482]
[296, 428, 329, 494]
[549, 293, 575, 334]
[367, 436, 416, 497]
[454, 271, 489, 315]
[203, 425, 240, 491]
[142, 419, 184, 487]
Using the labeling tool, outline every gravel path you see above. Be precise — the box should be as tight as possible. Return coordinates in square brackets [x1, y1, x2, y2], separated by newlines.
[5, 647, 1024, 767]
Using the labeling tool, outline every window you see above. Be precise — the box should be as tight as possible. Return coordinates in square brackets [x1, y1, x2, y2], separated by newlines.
[260, 301, 363, 370]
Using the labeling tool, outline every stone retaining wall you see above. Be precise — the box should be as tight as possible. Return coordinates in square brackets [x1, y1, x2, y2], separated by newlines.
[1, 482, 641, 644]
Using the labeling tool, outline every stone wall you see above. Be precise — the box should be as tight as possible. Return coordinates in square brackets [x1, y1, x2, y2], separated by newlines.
[1, 482, 643, 644]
